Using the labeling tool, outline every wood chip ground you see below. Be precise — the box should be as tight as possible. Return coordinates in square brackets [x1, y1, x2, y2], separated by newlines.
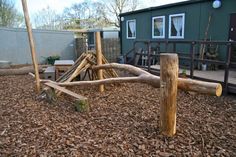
[0, 75, 235, 156]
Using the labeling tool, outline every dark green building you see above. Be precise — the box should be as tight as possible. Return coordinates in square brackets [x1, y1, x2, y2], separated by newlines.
[120, 0, 236, 61]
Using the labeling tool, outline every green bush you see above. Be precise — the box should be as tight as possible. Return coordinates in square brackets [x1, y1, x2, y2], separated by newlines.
[45, 55, 60, 65]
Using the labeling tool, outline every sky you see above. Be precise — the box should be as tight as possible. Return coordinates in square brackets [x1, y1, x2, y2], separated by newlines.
[14, 0, 188, 16]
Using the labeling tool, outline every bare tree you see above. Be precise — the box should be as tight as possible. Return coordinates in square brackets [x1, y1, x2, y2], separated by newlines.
[62, 1, 109, 29]
[33, 6, 63, 30]
[102, 0, 139, 27]
[0, 0, 23, 27]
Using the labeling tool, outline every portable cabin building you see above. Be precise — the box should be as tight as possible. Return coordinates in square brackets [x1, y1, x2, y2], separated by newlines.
[119, 0, 236, 61]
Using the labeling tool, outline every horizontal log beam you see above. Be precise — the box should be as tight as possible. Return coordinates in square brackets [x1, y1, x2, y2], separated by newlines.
[0, 65, 47, 76]
[178, 78, 222, 96]
[92, 63, 222, 96]
[41, 63, 222, 97]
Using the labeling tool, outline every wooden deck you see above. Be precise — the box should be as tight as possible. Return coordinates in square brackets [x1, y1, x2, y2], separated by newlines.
[151, 65, 236, 84]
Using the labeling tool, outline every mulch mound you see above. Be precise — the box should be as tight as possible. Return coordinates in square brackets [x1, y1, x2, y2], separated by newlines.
[0, 75, 235, 156]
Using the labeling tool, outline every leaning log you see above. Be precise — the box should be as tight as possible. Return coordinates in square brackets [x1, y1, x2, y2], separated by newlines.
[22, 0, 41, 93]
[55, 63, 222, 96]
[44, 82, 89, 112]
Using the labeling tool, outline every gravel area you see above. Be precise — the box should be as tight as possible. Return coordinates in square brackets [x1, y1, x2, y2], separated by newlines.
[0, 75, 236, 156]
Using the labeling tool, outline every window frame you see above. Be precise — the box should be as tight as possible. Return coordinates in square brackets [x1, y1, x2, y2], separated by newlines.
[152, 16, 165, 39]
[126, 19, 136, 39]
[168, 13, 185, 39]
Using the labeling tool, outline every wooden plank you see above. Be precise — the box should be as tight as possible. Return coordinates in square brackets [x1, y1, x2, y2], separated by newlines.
[44, 82, 87, 100]
[56, 53, 87, 82]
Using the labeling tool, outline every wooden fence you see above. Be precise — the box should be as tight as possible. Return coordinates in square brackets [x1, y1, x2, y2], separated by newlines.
[75, 38, 121, 63]
[75, 38, 87, 58]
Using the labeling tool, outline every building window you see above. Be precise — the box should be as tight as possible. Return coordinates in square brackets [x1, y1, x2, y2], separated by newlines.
[127, 19, 136, 39]
[169, 13, 185, 39]
[152, 16, 165, 38]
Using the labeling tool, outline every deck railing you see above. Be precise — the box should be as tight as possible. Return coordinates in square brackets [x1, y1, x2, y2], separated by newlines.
[124, 40, 236, 94]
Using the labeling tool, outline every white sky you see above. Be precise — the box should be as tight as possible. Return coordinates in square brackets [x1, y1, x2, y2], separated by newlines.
[14, 0, 188, 15]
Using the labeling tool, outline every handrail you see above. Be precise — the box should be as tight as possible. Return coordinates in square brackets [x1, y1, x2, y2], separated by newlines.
[134, 39, 236, 45]
[124, 48, 135, 64]
[129, 39, 236, 94]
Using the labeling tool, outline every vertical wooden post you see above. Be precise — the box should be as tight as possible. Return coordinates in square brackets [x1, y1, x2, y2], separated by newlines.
[165, 41, 169, 52]
[190, 42, 195, 79]
[147, 41, 151, 72]
[21, 0, 40, 93]
[95, 32, 104, 92]
[160, 53, 178, 136]
[173, 43, 176, 53]
[224, 43, 232, 94]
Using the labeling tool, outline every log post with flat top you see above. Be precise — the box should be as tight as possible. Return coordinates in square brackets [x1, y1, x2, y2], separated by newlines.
[21, 0, 41, 93]
[95, 32, 104, 92]
[160, 53, 178, 137]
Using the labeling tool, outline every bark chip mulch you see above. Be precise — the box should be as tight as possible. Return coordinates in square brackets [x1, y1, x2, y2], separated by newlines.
[0, 75, 235, 156]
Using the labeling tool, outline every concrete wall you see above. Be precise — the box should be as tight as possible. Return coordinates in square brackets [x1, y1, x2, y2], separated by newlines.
[0, 27, 76, 64]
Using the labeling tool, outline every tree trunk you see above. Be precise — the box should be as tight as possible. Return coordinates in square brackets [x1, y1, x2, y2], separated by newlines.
[160, 53, 178, 137]
[95, 32, 104, 92]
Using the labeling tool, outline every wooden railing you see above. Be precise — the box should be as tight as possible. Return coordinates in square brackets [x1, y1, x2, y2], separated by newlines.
[124, 40, 236, 94]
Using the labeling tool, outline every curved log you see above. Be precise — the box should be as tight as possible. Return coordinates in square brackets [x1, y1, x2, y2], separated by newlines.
[92, 63, 150, 76]
[47, 63, 222, 96]
[92, 63, 222, 96]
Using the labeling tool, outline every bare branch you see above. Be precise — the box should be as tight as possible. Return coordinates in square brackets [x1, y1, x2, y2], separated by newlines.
[92, 63, 150, 76]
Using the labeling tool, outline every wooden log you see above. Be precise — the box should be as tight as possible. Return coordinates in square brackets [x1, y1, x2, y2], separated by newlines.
[0, 65, 46, 76]
[55, 73, 222, 97]
[92, 63, 222, 96]
[178, 78, 222, 97]
[56, 53, 87, 82]
[44, 82, 87, 100]
[95, 32, 104, 92]
[38, 63, 222, 97]
[74, 99, 89, 112]
[160, 53, 178, 137]
[21, 0, 41, 93]
[44, 82, 88, 112]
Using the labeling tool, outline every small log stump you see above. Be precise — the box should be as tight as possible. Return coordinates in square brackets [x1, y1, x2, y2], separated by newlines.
[74, 99, 89, 112]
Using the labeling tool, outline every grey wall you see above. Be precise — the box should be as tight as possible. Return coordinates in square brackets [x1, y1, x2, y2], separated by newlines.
[0, 27, 76, 64]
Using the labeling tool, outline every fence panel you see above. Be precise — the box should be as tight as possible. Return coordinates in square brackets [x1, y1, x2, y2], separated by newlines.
[101, 38, 120, 63]
[75, 38, 87, 58]
[75, 38, 121, 63]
